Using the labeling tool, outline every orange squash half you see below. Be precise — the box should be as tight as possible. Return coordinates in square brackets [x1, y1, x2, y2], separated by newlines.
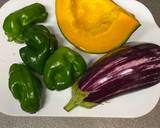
[56, 0, 140, 53]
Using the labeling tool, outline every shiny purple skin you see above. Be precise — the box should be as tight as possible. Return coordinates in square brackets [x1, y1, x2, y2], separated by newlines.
[78, 43, 160, 104]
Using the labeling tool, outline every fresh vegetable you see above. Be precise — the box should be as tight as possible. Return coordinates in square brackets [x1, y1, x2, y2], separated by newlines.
[56, 0, 140, 53]
[3, 3, 48, 43]
[44, 47, 87, 90]
[20, 25, 58, 74]
[9, 64, 42, 113]
[64, 43, 160, 112]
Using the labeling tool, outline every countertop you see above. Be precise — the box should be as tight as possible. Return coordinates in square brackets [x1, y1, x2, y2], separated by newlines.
[0, 0, 160, 128]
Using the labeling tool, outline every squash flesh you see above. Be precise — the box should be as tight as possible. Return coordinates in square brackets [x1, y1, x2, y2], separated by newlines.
[71, 0, 121, 34]
[56, 0, 140, 53]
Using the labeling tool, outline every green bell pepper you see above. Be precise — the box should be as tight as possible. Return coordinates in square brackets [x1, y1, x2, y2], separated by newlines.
[20, 25, 58, 74]
[44, 47, 87, 90]
[9, 64, 42, 113]
[3, 3, 48, 43]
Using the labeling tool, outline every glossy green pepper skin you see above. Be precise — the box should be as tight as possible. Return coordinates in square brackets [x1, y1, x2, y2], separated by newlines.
[20, 25, 58, 74]
[44, 47, 87, 90]
[9, 64, 42, 113]
[3, 3, 48, 43]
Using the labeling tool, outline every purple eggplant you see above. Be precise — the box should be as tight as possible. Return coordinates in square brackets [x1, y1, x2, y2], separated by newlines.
[64, 43, 160, 112]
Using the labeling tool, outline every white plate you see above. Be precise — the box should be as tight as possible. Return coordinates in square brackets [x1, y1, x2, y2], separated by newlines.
[0, 0, 160, 118]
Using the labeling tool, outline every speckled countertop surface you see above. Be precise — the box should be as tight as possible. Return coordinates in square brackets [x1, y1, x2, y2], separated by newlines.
[0, 0, 160, 128]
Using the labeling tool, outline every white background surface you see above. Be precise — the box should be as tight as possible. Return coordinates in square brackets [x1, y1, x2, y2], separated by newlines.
[0, 0, 160, 118]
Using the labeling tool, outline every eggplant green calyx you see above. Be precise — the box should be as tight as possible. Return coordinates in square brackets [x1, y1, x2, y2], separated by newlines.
[64, 84, 97, 112]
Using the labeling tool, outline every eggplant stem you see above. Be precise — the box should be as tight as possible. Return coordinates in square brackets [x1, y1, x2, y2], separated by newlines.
[64, 84, 88, 112]
[64, 94, 85, 112]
